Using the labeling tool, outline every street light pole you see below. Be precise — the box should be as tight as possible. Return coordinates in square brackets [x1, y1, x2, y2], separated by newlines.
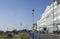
[32, 9, 35, 39]
[32, 9, 35, 31]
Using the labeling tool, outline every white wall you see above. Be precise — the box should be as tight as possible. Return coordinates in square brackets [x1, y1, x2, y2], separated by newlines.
[37, 1, 60, 33]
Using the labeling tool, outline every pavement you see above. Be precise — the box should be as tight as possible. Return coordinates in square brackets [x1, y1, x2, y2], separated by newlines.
[38, 33, 60, 39]
[51, 34, 60, 36]
[28, 31, 60, 39]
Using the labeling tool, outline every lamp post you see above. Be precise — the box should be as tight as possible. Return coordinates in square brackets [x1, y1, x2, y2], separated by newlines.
[32, 9, 35, 31]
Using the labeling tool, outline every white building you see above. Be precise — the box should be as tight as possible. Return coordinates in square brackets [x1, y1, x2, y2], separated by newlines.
[37, 0, 60, 33]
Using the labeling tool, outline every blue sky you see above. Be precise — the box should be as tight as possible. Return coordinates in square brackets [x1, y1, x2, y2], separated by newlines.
[0, 0, 52, 31]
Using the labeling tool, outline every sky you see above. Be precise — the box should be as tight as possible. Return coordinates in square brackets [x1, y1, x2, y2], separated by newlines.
[0, 0, 52, 31]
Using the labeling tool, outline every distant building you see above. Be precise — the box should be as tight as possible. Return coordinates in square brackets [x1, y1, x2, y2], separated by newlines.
[37, 0, 60, 33]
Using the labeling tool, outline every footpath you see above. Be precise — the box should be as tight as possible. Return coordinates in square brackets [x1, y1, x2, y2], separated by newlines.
[51, 34, 60, 36]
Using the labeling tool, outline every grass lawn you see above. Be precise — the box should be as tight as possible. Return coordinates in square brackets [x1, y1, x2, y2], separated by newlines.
[0, 32, 31, 39]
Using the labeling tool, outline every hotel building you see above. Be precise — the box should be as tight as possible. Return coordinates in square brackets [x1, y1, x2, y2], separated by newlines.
[37, 0, 60, 33]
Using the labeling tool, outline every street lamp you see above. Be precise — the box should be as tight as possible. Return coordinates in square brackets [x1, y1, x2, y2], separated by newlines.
[32, 9, 34, 24]
[32, 9, 35, 30]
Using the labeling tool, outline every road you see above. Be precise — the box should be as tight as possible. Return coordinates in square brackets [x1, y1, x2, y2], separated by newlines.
[39, 34, 60, 39]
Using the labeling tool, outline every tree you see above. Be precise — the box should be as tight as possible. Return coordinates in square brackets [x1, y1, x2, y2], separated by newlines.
[7, 33, 13, 38]
[12, 29, 18, 35]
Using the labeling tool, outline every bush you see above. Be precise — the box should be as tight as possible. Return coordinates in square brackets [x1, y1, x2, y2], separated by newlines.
[7, 33, 13, 38]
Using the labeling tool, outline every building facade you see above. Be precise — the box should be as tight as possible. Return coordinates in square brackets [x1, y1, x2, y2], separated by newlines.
[37, 0, 60, 33]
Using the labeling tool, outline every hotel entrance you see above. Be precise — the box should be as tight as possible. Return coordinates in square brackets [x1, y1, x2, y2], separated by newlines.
[42, 27, 48, 34]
